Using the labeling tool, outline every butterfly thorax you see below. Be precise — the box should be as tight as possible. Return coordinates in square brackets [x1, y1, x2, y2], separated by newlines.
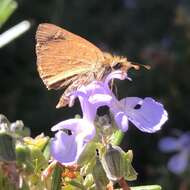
[102, 52, 137, 72]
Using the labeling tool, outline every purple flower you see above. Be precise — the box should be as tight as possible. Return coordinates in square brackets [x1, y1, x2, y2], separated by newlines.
[159, 132, 190, 174]
[51, 70, 168, 165]
[93, 70, 168, 132]
[113, 97, 168, 132]
[50, 119, 95, 165]
[50, 80, 114, 165]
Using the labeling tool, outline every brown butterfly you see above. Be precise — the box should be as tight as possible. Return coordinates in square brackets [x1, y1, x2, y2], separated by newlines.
[36, 23, 139, 108]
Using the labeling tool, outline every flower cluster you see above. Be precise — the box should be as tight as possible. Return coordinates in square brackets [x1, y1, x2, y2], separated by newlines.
[159, 132, 190, 174]
[50, 71, 168, 165]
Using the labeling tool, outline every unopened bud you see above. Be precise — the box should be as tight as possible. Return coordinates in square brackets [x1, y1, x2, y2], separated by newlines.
[101, 144, 124, 182]
[11, 120, 31, 137]
[16, 143, 33, 173]
[10, 120, 24, 131]
[0, 114, 10, 125]
[0, 132, 16, 162]
[0, 123, 10, 132]
[16, 143, 31, 163]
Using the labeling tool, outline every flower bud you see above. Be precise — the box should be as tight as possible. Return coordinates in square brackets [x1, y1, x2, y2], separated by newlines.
[10, 120, 24, 131]
[16, 143, 34, 173]
[0, 132, 16, 162]
[101, 144, 125, 182]
[0, 114, 10, 126]
[92, 157, 109, 190]
[16, 143, 31, 163]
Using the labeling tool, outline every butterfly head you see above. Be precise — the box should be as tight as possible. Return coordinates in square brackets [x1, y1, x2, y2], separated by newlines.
[103, 52, 140, 72]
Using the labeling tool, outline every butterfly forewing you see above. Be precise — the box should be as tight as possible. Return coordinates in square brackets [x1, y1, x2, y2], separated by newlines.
[36, 23, 105, 90]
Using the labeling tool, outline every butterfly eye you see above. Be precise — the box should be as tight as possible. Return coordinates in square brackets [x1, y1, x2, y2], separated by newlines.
[113, 62, 122, 70]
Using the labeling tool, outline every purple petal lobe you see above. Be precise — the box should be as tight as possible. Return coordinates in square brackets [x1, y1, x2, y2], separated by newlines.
[114, 112, 129, 132]
[167, 151, 188, 174]
[158, 137, 179, 152]
[51, 119, 82, 132]
[50, 131, 86, 165]
[51, 118, 96, 141]
[84, 81, 107, 94]
[89, 94, 113, 106]
[121, 97, 168, 133]
[105, 70, 129, 85]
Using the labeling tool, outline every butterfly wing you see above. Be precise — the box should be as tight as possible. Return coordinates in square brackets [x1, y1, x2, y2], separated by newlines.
[36, 23, 105, 90]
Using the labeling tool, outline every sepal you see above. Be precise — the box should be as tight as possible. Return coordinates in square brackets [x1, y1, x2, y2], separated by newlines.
[92, 157, 109, 190]
[101, 144, 125, 182]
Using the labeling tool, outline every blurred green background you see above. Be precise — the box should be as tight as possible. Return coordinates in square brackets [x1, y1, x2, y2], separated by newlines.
[0, 0, 190, 189]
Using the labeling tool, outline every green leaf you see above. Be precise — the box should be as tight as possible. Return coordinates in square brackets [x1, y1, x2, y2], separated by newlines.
[131, 185, 162, 190]
[51, 164, 63, 190]
[62, 185, 75, 190]
[110, 130, 124, 146]
[16, 143, 31, 163]
[80, 160, 96, 177]
[16, 143, 34, 174]
[92, 158, 109, 190]
[83, 174, 94, 188]
[42, 139, 51, 160]
[0, 0, 17, 28]
[77, 142, 97, 175]
[68, 180, 86, 190]
[77, 142, 97, 165]
[123, 150, 138, 181]
[24, 134, 49, 151]
[29, 146, 48, 173]
[125, 164, 138, 181]
[124, 150, 133, 162]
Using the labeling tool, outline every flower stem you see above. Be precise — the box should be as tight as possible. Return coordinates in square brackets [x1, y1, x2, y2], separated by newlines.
[118, 177, 131, 190]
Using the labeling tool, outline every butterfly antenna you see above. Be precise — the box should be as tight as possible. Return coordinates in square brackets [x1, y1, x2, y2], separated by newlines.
[132, 62, 151, 70]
